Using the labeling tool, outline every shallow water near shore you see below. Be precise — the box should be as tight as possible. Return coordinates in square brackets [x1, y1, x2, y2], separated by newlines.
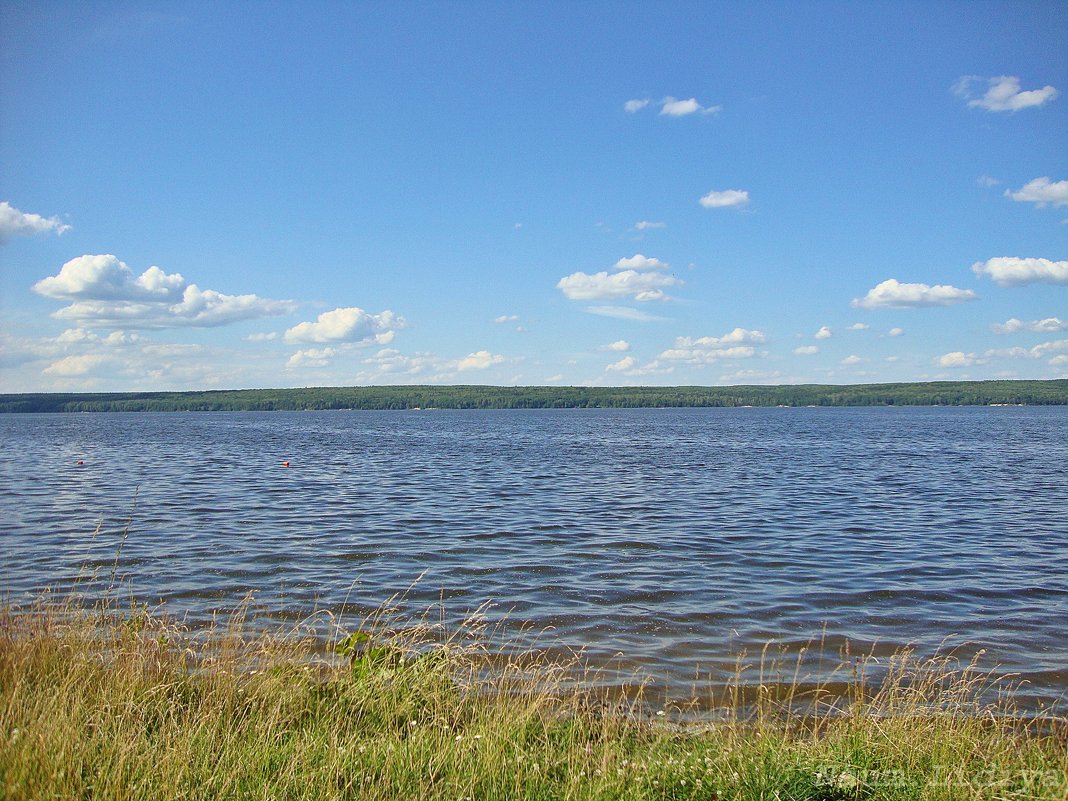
[3, 406, 1067, 708]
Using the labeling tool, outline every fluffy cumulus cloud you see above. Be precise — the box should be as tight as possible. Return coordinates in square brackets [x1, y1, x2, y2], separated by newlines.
[699, 189, 749, 209]
[286, 347, 337, 369]
[841, 355, 866, 366]
[556, 270, 680, 302]
[971, 257, 1068, 286]
[659, 96, 721, 116]
[284, 307, 405, 345]
[494, 314, 519, 324]
[938, 338, 1068, 369]
[456, 350, 506, 371]
[794, 345, 819, 355]
[0, 201, 71, 244]
[847, 323, 869, 331]
[354, 348, 446, 382]
[605, 355, 637, 372]
[953, 75, 1059, 112]
[992, 317, 1067, 335]
[33, 255, 184, 301]
[1, 324, 250, 390]
[888, 327, 904, 337]
[613, 253, 668, 270]
[42, 354, 111, 376]
[814, 325, 832, 339]
[675, 328, 767, 347]
[851, 278, 977, 309]
[1005, 177, 1068, 207]
[33, 255, 297, 328]
[658, 328, 767, 365]
[600, 340, 630, 352]
[625, 97, 721, 116]
[939, 351, 979, 368]
[324, 346, 513, 384]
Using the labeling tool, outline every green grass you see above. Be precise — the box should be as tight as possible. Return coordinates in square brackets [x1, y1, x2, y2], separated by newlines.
[1, 598, 1065, 800]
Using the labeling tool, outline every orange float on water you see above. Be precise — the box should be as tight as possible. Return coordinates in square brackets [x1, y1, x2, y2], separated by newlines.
[281, 461, 290, 467]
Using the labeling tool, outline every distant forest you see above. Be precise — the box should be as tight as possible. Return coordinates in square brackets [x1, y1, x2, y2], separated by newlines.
[1, 380, 1066, 413]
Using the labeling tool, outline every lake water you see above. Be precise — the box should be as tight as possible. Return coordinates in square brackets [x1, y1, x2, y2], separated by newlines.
[3, 407, 1067, 708]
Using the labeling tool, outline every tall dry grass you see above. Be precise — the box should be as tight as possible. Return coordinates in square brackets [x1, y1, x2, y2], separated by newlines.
[1, 594, 1065, 800]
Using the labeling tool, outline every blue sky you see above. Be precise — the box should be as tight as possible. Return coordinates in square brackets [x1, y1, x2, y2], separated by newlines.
[1, 0, 1065, 391]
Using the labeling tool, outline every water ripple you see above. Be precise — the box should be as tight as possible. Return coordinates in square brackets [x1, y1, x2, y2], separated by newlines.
[2, 406, 1067, 706]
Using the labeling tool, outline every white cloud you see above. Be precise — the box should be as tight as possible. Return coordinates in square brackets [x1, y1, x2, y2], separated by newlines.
[814, 325, 832, 339]
[613, 253, 668, 270]
[851, 278, 977, 309]
[34, 255, 183, 301]
[456, 350, 506, 371]
[494, 314, 519, 324]
[939, 351, 979, 368]
[556, 270, 680, 302]
[935, 342, 1068, 367]
[953, 75, 1059, 112]
[357, 348, 442, 380]
[41, 354, 115, 376]
[0, 201, 71, 244]
[286, 347, 337, 368]
[992, 317, 1067, 334]
[794, 345, 819, 355]
[1005, 177, 1068, 207]
[245, 331, 278, 341]
[605, 355, 637, 372]
[888, 327, 904, 337]
[346, 347, 511, 383]
[658, 330, 766, 366]
[1031, 339, 1068, 358]
[633, 221, 666, 231]
[847, 323, 869, 331]
[977, 175, 1000, 188]
[659, 96, 721, 116]
[105, 330, 140, 346]
[841, 355, 866, 366]
[33, 254, 297, 329]
[675, 328, 766, 347]
[972, 257, 1068, 286]
[659, 346, 758, 363]
[600, 340, 630, 352]
[284, 307, 404, 345]
[584, 305, 664, 322]
[699, 189, 749, 209]
[0, 328, 260, 390]
[624, 98, 650, 113]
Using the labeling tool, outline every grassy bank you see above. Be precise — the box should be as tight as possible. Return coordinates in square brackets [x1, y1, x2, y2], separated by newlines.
[1, 601, 1065, 800]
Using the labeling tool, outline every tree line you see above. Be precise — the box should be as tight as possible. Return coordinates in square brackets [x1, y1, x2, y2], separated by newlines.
[1, 380, 1066, 413]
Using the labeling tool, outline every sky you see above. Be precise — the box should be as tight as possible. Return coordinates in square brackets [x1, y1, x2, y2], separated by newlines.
[1, 0, 1066, 391]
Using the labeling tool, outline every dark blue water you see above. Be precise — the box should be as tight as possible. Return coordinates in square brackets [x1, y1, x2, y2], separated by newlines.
[2, 407, 1067, 705]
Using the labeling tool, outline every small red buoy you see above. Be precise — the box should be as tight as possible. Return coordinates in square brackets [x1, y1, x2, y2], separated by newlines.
[281, 461, 290, 467]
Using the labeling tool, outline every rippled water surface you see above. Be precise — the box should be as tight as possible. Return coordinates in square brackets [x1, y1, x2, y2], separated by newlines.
[3, 408, 1067, 704]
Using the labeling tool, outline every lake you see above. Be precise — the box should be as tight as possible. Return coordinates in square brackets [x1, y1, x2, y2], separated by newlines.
[2, 407, 1066, 708]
